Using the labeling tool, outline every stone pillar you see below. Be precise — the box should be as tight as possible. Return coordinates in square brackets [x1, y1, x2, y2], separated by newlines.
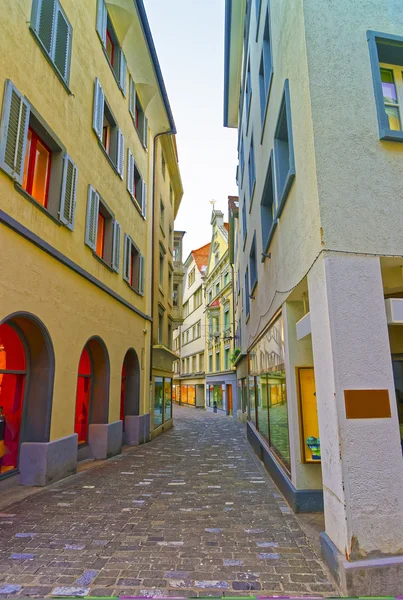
[88, 421, 123, 459]
[308, 253, 403, 593]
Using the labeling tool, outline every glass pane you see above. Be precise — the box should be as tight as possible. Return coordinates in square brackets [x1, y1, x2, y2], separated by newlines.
[0, 323, 26, 371]
[154, 377, 163, 429]
[248, 376, 256, 426]
[268, 373, 290, 467]
[0, 373, 25, 473]
[385, 105, 401, 131]
[187, 385, 196, 406]
[257, 375, 269, 440]
[381, 69, 398, 103]
[164, 378, 172, 422]
[22, 128, 32, 192]
[31, 138, 51, 207]
[212, 385, 223, 410]
[96, 213, 105, 258]
[75, 375, 91, 444]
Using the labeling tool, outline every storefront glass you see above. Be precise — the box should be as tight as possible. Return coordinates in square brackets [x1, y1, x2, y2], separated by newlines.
[75, 347, 92, 445]
[249, 314, 291, 471]
[164, 378, 172, 422]
[0, 323, 26, 474]
[154, 377, 164, 428]
[241, 378, 248, 413]
[173, 384, 180, 404]
[207, 384, 224, 410]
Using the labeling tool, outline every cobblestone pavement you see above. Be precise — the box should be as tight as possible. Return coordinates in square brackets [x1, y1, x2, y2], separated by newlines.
[0, 407, 336, 597]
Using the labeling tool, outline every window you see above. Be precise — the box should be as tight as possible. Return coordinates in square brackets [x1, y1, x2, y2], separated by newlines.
[128, 76, 148, 148]
[224, 347, 230, 370]
[224, 272, 229, 286]
[85, 186, 121, 271]
[208, 290, 213, 304]
[173, 239, 181, 262]
[245, 267, 250, 317]
[255, 0, 262, 35]
[249, 235, 258, 292]
[261, 151, 277, 257]
[259, 9, 273, 124]
[242, 197, 247, 243]
[127, 150, 146, 217]
[192, 325, 196, 339]
[208, 353, 213, 373]
[96, 0, 126, 93]
[215, 251, 220, 265]
[161, 152, 166, 179]
[199, 352, 205, 372]
[194, 287, 202, 309]
[183, 301, 189, 318]
[197, 321, 201, 338]
[154, 377, 172, 429]
[245, 59, 252, 130]
[168, 320, 173, 349]
[168, 268, 173, 302]
[0, 80, 77, 229]
[215, 282, 220, 296]
[207, 385, 224, 410]
[93, 79, 124, 177]
[169, 184, 173, 205]
[192, 355, 197, 373]
[173, 283, 179, 307]
[158, 311, 164, 344]
[274, 80, 295, 217]
[159, 249, 164, 288]
[160, 200, 165, 229]
[123, 234, 144, 294]
[169, 225, 173, 250]
[215, 351, 221, 372]
[248, 136, 256, 202]
[188, 268, 196, 287]
[224, 309, 230, 331]
[239, 138, 245, 185]
[31, 0, 72, 85]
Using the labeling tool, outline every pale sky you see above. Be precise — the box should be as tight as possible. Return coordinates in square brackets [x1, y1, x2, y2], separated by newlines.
[143, 0, 239, 258]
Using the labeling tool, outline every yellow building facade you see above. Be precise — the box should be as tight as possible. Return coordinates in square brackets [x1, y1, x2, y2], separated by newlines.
[0, 0, 179, 486]
[204, 210, 237, 415]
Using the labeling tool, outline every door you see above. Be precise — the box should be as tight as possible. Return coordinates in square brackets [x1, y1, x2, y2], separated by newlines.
[226, 384, 233, 415]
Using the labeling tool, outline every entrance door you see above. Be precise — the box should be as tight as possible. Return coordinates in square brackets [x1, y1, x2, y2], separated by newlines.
[227, 384, 233, 415]
[391, 356, 403, 449]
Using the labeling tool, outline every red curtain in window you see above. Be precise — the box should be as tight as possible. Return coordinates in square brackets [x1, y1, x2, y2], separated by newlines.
[75, 348, 92, 444]
[0, 324, 26, 473]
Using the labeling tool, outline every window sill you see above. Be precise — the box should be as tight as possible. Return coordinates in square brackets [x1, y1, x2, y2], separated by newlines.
[29, 27, 73, 95]
[379, 128, 403, 143]
[98, 140, 121, 177]
[14, 183, 63, 227]
[124, 280, 144, 297]
[260, 68, 274, 145]
[128, 192, 146, 219]
[261, 219, 278, 261]
[276, 169, 295, 219]
[92, 251, 115, 272]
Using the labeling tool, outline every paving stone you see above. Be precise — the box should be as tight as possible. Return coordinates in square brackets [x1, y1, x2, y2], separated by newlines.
[51, 586, 90, 596]
[0, 585, 22, 595]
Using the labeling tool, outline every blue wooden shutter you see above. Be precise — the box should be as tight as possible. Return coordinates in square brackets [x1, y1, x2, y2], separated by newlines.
[96, 0, 107, 46]
[59, 153, 78, 230]
[93, 78, 104, 140]
[116, 128, 124, 178]
[123, 234, 131, 283]
[141, 181, 147, 219]
[119, 51, 127, 96]
[85, 185, 99, 250]
[0, 80, 30, 184]
[53, 4, 72, 83]
[112, 220, 121, 272]
[32, 0, 56, 54]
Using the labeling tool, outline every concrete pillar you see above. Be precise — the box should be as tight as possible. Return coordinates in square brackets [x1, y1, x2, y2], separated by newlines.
[283, 301, 322, 492]
[308, 253, 403, 592]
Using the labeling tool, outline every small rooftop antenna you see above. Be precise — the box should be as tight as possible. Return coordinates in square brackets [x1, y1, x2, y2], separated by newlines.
[209, 199, 216, 209]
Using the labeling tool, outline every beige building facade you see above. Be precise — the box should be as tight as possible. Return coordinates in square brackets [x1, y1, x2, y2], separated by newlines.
[224, 0, 403, 594]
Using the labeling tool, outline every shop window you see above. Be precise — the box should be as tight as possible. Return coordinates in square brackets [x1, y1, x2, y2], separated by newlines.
[123, 234, 145, 294]
[248, 375, 256, 426]
[127, 149, 146, 216]
[31, 0, 72, 85]
[93, 79, 124, 177]
[96, 0, 126, 93]
[154, 376, 172, 429]
[164, 378, 172, 421]
[128, 76, 148, 148]
[207, 384, 224, 410]
[0, 323, 27, 474]
[274, 79, 295, 218]
[75, 347, 92, 445]
[0, 80, 78, 229]
[85, 186, 121, 271]
[261, 151, 277, 257]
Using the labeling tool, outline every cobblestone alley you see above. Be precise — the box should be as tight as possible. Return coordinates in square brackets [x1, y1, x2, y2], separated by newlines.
[0, 407, 336, 597]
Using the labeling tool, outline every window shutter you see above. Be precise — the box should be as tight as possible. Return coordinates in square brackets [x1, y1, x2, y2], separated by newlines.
[143, 115, 148, 148]
[96, 0, 107, 46]
[141, 180, 147, 218]
[139, 255, 145, 294]
[119, 51, 127, 96]
[92, 78, 104, 140]
[116, 128, 124, 179]
[53, 5, 72, 82]
[0, 80, 30, 184]
[85, 185, 99, 250]
[123, 234, 131, 283]
[129, 76, 136, 119]
[59, 153, 78, 230]
[32, 0, 56, 54]
[127, 148, 134, 197]
[112, 220, 121, 273]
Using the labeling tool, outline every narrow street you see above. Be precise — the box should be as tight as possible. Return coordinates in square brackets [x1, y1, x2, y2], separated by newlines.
[0, 408, 336, 598]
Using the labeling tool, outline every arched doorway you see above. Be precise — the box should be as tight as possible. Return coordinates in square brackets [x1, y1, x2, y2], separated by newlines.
[0, 314, 54, 476]
[120, 349, 140, 425]
[75, 337, 110, 447]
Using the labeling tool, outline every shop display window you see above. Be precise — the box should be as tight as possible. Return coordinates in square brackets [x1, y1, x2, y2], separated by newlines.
[0, 324, 27, 474]
[164, 378, 172, 422]
[207, 384, 224, 410]
[75, 347, 92, 445]
[154, 377, 164, 429]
